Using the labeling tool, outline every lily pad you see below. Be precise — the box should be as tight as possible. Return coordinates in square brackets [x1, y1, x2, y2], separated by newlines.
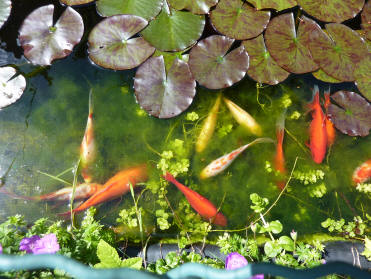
[189, 35, 249, 89]
[312, 69, 341, 84]
[96, 0, 163, 21]
[141, 5, 205, 51]
[242, 35, 289, 85]
[0, 0, 11, 29]
[134, 56, 196, 118]
[327, 91, 371, 137]
[18, 5, 84, 66]
[247, 0, 297, 11]
[0, 67, 26, 109]
[60, 0, 95, 6]
[361, 0, 371, 40]
[297, 0, 364, 23]
[88, 15, 155, 70]
[210, 0, 270, 40]
[354, 54, 371, 102]
[264, 14, 318, 74]
[304, 19, 369, 82]
[168, 0, 218, 14]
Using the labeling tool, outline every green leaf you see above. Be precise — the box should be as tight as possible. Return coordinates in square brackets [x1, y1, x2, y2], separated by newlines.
[247, 0, 297, 11]
[0, 0, 11, 29]
[312, 68, 342, 84]
[60, 0, 94, 5]
[361, 237, 371, 261]
[18, 5, 84, 66]
[249, 193, 269, 213]
[95, 239, 122, 268]
[210, 0, 270, 40]
[361, 1, 371, 40]
[278, 236, 294, 251]
[354, 54, 371, 102]
[0, 67, 26, 109]
[96, 0, 163, 21]
[264, 241, 282, 258]
[168, 0, 218, 14]
[269, 220, 283, 234]
[121, 257, 143, 269]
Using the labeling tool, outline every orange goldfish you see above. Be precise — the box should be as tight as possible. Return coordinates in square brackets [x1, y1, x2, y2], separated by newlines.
[352, 159, 371, 185]
[274, 111, 287, 190]
[308, 85, 327, 164]
[200, 138, 274, 179]
[163, 172, 227, 226]
[324, 89, 336, 147]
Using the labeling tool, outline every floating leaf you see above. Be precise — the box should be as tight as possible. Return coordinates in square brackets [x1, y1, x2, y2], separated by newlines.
[247, 0, 297, 11]
[354, 54, 371, 102]
[153, 50, 189, 73]
[210, 0, 270, 40]
[88, 15, 155, 70]
[242, 35, 289, 85]
[168, 0, 218, 14]
[361, 0, 371, 40]
[18, 5, 84, 66]
[0, 66, 26, 109]
[265, 14, 318, 74]
[96, 0, 163, 21]
[141, 5, 205, 51]
[312, 68, 341, 84]
[134, 56, 196, 118]
[189, 35, 249, 89]
[327, 91, 371, 137]
[297, 0, 364, 23]
[0, 0, 11, 29]
[60, 0, 95, 6]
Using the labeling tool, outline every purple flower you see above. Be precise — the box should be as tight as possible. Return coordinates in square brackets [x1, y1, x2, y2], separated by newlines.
[0, 244, 2, 254]
[19, 235, 41, 253]
[225, 252, 264, 279]
[19, 234, 59, 254]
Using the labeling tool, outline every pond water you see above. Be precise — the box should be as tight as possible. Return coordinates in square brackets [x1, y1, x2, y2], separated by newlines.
[0, 1, 369, 242]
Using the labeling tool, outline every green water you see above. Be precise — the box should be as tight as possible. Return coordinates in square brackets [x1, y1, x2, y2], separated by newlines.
[0, 54, 370, 239]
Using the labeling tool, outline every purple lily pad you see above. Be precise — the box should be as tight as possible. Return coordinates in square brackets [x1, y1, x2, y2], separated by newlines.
[361, 0, 371, 40]
[168, 0, 218, 14]
[354, 54, 371, 102]
[134, 56, 196, 118]
[265, 14, 318, 74]
[0, 0, 11, 29]
[188, 35, 249, 89]
[88, 15, 155, 70]
[60, 0, 94, 5]
[297, 0, 364, 23]
[18, 5, 84, 66]
[0, 66, 26, 109]
[242, 35, 289, 85]
[312, 69, 341, 84]
[210, 0, 270, 40]
[327, 91, 371, 137]
[247, 0, 297, 11]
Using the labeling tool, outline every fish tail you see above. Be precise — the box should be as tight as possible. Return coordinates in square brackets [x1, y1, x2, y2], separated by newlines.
[276, 110, 286, 144]
[250, 137, 275, 146]
[0, 188, 37, 201]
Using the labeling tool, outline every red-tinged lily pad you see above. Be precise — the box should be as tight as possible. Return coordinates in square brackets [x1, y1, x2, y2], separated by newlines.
[242, 35, 289, 85]
[312, 69, 341, 84]
[0, 67, 26, 109]
[247, 0, 297, 11]
[210, 0, 270, 40]
[361, 0, 371, 40]
[60, 0, 94, 6]
[265, 14, 318, 74]
[96, 0, 162, 21]
[327, 91, 371, 137]
[305, 19, 369, 82]
[297, 0, 364, 23]
[141, 5, 205, 51]
[189, 35, 249, 89]
[354, 54, 371, 102]
[168, 0, 218, 14]
[88, 15, 155, 70]
[0, 0, 11, 29]
[18, 5, 84, 66]
[134, 56, 196, 118]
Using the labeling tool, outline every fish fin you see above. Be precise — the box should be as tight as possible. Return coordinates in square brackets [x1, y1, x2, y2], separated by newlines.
[0, 188, 37, 201]
[88, 89, 93, 115]
[324, 88, 331, 110]
[276, 110, 286, 144]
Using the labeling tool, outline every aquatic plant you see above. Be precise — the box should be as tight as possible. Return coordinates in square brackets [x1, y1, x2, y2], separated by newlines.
[0, 66, 26, 109]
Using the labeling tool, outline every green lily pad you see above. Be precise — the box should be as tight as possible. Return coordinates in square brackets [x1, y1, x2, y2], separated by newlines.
[153, 50, 189, 72]
[18, 5, 84, 66]
[168, 0, 218, 14]
[188, 35, 249, 89]
[0, 0, 11, 29]
[361, 0, 371, 40]
[242, 35, 289, 85]
[247, 0, 297, 11]
[297, 0, 364, 23]
[96, 0, 163, 21]
[305, 19, 369, 82]
[88, 15, 155, 70]
[354, 54, 371, 102]
[327, 91, 371, 137]
[141, 5, 205, 51]
[312, 69, 341, 84]
[134, 55, 196, 118]
[210, 0, 270, 40]
[60, 0, 95, 6]
[264, 14, 318, 74]
[0, 66, 26, 109]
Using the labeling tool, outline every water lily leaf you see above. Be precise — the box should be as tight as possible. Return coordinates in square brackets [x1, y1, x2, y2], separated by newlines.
[60, 0, 94, 6]
[242, 35, 289, 85]
[189, 35, 249, 89]
[0, 66, 26, 109]
[247, 0, 297, 11]
[134, 56, 196, 118]
[141, 5, 205, 51]
[153, 50, 188, 73]
[168, 0, 218, 14]
[265, 13, 318, 74]
[361, 0, 371, 40]
[96, 0, 163, 21]
[297, 0, 364, 23]
[312, 69, 341, 84]
[354, 54, 371, 102]
[304, 18, 369, 82]
[210, 0, 270, 40]
[327, 91, 371, 137]
[88, 15, 155, 70]
[0, 0, 11, 29]
[18, 5, 84, 66]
